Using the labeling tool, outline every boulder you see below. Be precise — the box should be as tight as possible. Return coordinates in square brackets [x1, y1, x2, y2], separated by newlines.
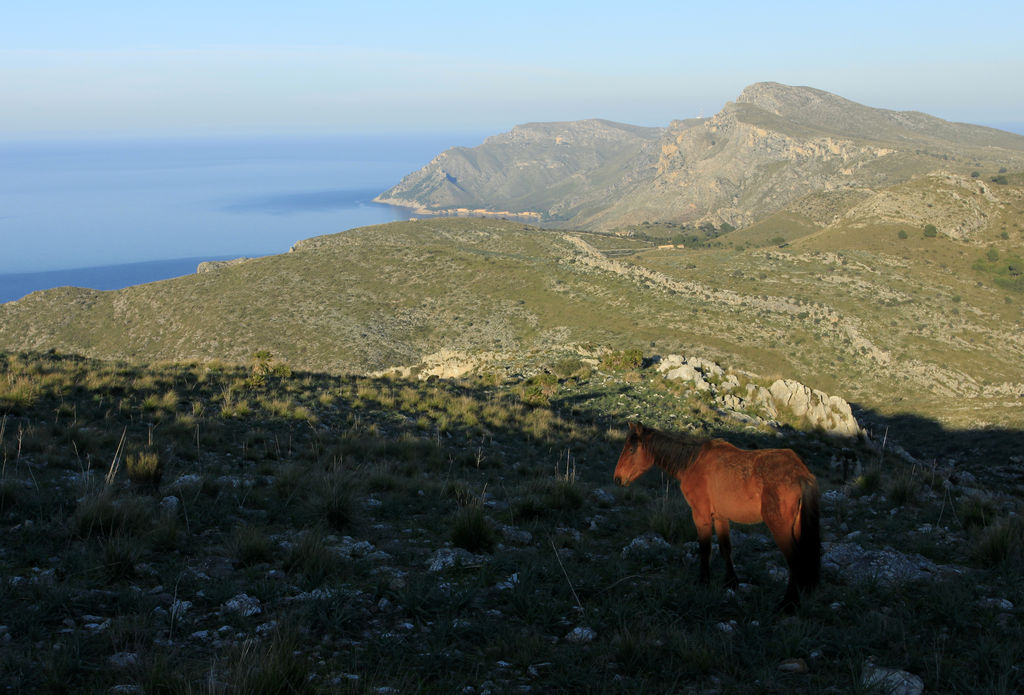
[862, 660, 924, 695]
[769, 379, 863, 437]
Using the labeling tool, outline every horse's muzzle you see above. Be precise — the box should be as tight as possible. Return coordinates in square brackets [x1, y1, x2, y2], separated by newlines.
[614, 475, 626, 486]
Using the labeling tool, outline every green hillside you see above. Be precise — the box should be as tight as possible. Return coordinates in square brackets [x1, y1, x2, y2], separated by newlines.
[2, 213, 1022, 430]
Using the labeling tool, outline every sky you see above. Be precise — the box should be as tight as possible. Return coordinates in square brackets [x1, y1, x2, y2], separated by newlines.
[3, 0, 1023, 139]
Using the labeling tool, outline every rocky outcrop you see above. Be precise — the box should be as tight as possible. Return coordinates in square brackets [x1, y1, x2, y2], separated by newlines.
[196, 257, 252, 273]
[375, 119, 664, 223]
[767, 378, 863, 437]
[378, 82, 1024, 232]
[655, 354, 865, 438]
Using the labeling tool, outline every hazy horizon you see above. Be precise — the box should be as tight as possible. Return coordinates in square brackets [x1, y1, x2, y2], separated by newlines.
[3, 2, 1023, 140]
[3, 1, 1023, 285]
[0, 133, 480, 277]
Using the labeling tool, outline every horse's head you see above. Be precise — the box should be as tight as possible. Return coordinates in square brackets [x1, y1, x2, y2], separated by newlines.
[614, 421, 655, 486]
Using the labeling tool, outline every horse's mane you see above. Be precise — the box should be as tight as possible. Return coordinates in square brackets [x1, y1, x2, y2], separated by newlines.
[641, 426, 706, 474]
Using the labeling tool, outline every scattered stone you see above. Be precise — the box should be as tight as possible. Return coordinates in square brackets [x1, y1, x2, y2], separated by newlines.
[499, 525, 534, 545]
[82, 616, 111, 632]
[565, 626, 596, 643]
[222, 593, 262, 617]
[862, 660, 924, 695]
[590, 488, 616, 506]
[427, 547, 483, 572]
[495, 573, 520, 591]
[778, 658, 808, 673]
[159, 496, 179, 514]
[169, 474, 201, 491]
[169, 597, 192, 618]
[978, 597, 1014, 611]
[108, 652, 139, 669]
[823, 542, 961, 585]
[337, 537, 376, 558]
[621, 532, 672, 561]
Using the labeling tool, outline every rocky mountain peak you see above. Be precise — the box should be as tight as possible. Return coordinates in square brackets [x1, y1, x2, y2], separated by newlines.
[735, 82, 851, 115]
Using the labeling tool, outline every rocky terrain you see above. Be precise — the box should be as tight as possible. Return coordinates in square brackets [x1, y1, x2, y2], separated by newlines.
[375, 119, 664, 225]
[377, 83, 1024, 233]
[1, 350, 1021, 693]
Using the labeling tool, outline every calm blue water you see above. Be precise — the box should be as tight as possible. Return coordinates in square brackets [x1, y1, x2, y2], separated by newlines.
[0, 133, 481, 303]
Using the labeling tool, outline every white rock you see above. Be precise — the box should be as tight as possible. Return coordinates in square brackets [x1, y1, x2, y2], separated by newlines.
[108, 652, 139, 669]
[621, 532, 672, 560]
[862, 660, 924, 695]
[222, 593, 262, 617]
[565, 626, 596, 643]
[427, 547, 481, 572]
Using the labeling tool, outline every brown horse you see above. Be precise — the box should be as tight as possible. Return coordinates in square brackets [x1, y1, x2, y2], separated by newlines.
[614, 422, 820, 611]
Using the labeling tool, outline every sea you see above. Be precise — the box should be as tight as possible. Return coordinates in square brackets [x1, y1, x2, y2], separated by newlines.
[0, 133, 484, 304]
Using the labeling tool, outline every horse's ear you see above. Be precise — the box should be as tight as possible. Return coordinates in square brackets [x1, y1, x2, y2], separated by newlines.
[628, 421, 644, 434]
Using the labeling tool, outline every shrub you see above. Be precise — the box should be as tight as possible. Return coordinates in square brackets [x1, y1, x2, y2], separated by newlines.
[886, 470, 919, 507]
[72, 492, 151, 538]
[601, 348, 644, 372]
[550, 357, 585, 379]
[923, 224, 938, 238]
[959, 495, 997, 530]
[970, 517, 1024, 568]
[898, 230, 908, 240]
[126, 450, 162, 488]
[314, 471, 357, 532]
[451, 504, 496, 553]
[231, 525, 274, 566]
[283, 529, 338, 585]
[520, 373, 559, 406]
[224, 628, 315, 695]
[542, 478, 585, 512]
[852, 468, 882, 496]
[101, 533, 141, 581]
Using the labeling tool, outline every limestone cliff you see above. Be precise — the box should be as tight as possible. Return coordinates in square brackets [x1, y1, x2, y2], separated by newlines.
[378, 83, 1024, 232]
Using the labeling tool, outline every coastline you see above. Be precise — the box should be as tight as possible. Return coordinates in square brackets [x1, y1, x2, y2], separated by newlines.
[373, 194, 543, 222]
[0, 255, 244, 305]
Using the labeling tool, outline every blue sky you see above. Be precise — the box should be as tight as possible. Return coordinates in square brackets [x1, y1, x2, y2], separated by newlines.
[2, 0, 1023, 138]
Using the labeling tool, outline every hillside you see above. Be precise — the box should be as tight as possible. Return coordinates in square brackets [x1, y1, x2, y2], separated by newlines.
[2, 216, 1022, 431]
[377, 83, 1024, 231]
[375, 119, 665, 224]
[1, 351, 1022, 692]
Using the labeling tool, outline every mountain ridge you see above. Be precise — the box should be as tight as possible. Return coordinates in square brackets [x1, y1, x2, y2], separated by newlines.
[378, 82, 1024, 231]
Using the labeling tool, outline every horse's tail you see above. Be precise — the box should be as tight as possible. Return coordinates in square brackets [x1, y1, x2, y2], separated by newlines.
[792, 477, 821, 593]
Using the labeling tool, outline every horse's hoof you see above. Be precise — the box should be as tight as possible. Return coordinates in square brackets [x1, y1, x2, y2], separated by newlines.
[777, 598, 799, 615]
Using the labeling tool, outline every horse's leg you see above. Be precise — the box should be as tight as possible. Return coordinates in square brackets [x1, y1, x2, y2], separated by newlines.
[714, 517, 738, 589]
[694, 516, 713, 585]
[764, 495, 801, 612]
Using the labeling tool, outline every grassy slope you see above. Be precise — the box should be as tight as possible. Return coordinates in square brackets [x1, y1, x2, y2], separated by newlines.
[1, 352, 1021, 693]
[2, 213, 1023, 429]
